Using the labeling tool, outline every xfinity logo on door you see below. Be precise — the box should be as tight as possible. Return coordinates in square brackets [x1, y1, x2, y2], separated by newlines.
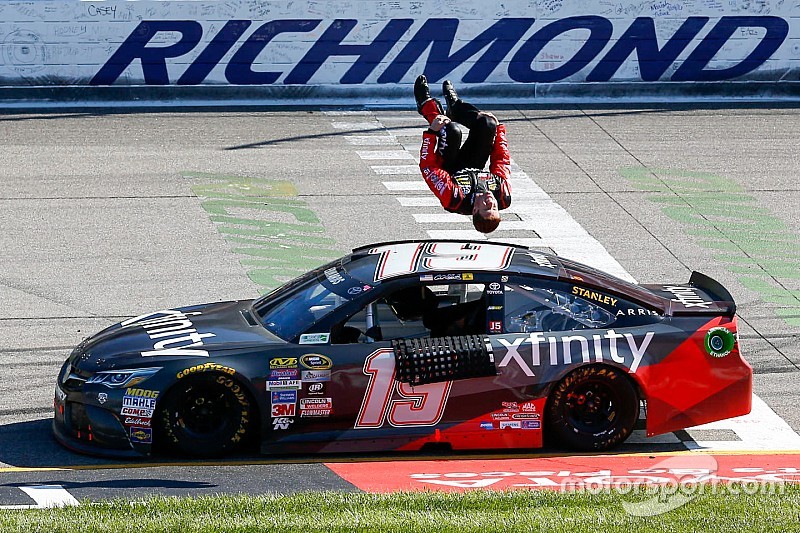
[91, 16, 789, 85]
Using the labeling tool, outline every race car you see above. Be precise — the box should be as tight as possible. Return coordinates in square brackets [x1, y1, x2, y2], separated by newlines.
[54, 240, 752, 458]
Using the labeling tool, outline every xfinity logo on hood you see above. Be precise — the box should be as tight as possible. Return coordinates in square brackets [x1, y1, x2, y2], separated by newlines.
[121, 309, 215, 357]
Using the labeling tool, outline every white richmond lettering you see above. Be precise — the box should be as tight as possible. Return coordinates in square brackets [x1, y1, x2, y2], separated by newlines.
[121, 309, 216, 357]
[497, 330, 654, 374]
[663, 285, 712, 309]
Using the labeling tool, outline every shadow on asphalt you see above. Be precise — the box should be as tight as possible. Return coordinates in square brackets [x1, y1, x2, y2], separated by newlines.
[0, 417, 690, 470]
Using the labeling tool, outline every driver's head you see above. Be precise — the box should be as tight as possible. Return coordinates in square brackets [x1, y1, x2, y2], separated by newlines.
[472, 192, 500, 233]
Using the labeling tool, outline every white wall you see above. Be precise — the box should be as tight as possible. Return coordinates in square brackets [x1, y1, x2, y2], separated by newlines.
[1, 0, 798, 102]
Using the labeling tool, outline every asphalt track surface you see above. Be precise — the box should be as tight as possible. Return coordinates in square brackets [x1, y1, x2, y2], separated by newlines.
[0, 103, 798, 506]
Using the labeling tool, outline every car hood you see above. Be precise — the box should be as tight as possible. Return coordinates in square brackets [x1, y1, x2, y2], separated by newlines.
[75, 300, 274, 366]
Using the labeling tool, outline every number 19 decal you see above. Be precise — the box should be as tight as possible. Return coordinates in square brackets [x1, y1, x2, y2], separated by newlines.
[355, 349, 451, 428]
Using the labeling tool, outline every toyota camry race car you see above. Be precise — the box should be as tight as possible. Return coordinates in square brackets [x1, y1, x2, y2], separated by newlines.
[54, 240, 752, 458]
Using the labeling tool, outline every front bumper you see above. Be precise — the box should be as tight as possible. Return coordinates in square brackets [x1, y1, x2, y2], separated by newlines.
[53, 379, 149, 459]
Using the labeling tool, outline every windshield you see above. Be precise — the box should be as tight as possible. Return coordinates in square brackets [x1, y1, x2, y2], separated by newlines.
[253, 258, 376, 341]
[258, 278, 348, 340]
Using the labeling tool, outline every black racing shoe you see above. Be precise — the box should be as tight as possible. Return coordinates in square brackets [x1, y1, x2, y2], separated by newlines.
[414, 74, 432, 110]
[442, 80, 460, 116]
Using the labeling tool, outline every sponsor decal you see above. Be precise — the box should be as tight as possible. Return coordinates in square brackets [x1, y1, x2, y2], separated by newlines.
[499, 421, 522, 429]
[512, 413, 541, 420]
[300, 409, 332, 417]
[271, 403, 296, 417]
[526, 252, 557, 269]
[497, 329, 655, 374]
[300, 397, 333, 410]
[489, 320, 503, 333]
[176, 361, 236, 379]
[266, 380, 302, 391]
[491, 413, 511, 421]
[299, 333, 330, 345]
[487, 282, 503, 295]
[270, 368, 300, 380]
[271, 390, 297, 404]
[122, 396, 157, 410]
[121, 309, 215, 358]
[433, 273, 464, 281]
[502, 401, 520, 412]
[520, 401, 538, 413]
[125, 388, 159, 398]
[488, 306, 503, 311]
[97, 392, 108, 404]
[347, 286, 363, 295]
[124, 417, 152, 427]
[123, 388, 159, 410]
[272, 417, 293, 430]
[420, 274, 434, 282]
[129, 426, 152, 444]
[270, 357, 298, 369]
[306, 382, 325, 395]
[300, 354, 333, 370]
[121, 407, 154, 418]
[572, 286, 618, 307]
[500, 276, 509, 282]
[662, 285, 712, 309]
[480, 421, 494, 430]
[462, 273, 474, 281]
[324, 267, 345, 285]
[522, 420, 541, 429]
[616, 308, 661, 317]
[302, 369, 331, 382]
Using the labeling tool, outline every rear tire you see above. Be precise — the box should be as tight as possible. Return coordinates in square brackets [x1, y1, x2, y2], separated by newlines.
[546, 365, 638, 451]
[156, 374, 252, 457]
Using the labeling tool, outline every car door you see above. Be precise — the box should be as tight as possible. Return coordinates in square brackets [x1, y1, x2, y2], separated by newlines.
[263, 277, 503, 453]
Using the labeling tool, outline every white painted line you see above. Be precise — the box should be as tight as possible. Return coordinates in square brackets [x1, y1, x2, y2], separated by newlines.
[371, 165, 419, 175]
[345, 135, 398, 146]
[383, 181, 429, 191]
[386, 127, 424, 137]
[357, 150, 414, 160]
[397, 197, 440, 207]
[684, 394, 800, 451]
[499, 161, 636, 283]
[330, 121, 383, 131]
[19, 485, 79, 508]
[427, 229, 490, 240]
[488, 237, 550, 249]
[413, 213, 469, 223]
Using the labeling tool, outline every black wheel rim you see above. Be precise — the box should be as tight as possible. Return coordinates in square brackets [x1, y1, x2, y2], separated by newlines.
[174, 385, 232, 438]
[564, 379, 621, 434]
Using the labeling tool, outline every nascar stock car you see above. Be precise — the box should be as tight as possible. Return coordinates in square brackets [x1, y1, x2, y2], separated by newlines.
[54, 240, 752, 458]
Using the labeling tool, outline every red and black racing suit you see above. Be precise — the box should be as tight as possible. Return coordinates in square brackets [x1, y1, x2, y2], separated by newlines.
[418, 99, 512, 215]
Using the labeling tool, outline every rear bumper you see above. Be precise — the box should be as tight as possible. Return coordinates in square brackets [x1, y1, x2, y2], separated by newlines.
[639, 316, 753, 436]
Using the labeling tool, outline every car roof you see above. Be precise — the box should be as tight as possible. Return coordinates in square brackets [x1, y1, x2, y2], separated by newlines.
[348, 240, 564, 280]
[345, 240, 663, 309]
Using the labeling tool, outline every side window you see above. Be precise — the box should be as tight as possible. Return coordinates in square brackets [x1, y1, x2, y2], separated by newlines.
[333, 283, 487, 343]
[504, 283, 615, 333]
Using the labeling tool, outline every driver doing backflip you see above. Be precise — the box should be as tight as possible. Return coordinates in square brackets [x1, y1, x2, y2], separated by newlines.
[414, 74, 512, 233]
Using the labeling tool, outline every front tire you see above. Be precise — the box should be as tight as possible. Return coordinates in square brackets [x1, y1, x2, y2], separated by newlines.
[156, 374, 252, 457]
[546, 365, 638, 451]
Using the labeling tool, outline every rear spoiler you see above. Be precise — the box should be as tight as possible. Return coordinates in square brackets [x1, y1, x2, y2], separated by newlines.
[644, 271, 736, 318]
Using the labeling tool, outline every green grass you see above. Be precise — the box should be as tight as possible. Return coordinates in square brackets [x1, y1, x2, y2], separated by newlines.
[1, 484, 798, 532]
